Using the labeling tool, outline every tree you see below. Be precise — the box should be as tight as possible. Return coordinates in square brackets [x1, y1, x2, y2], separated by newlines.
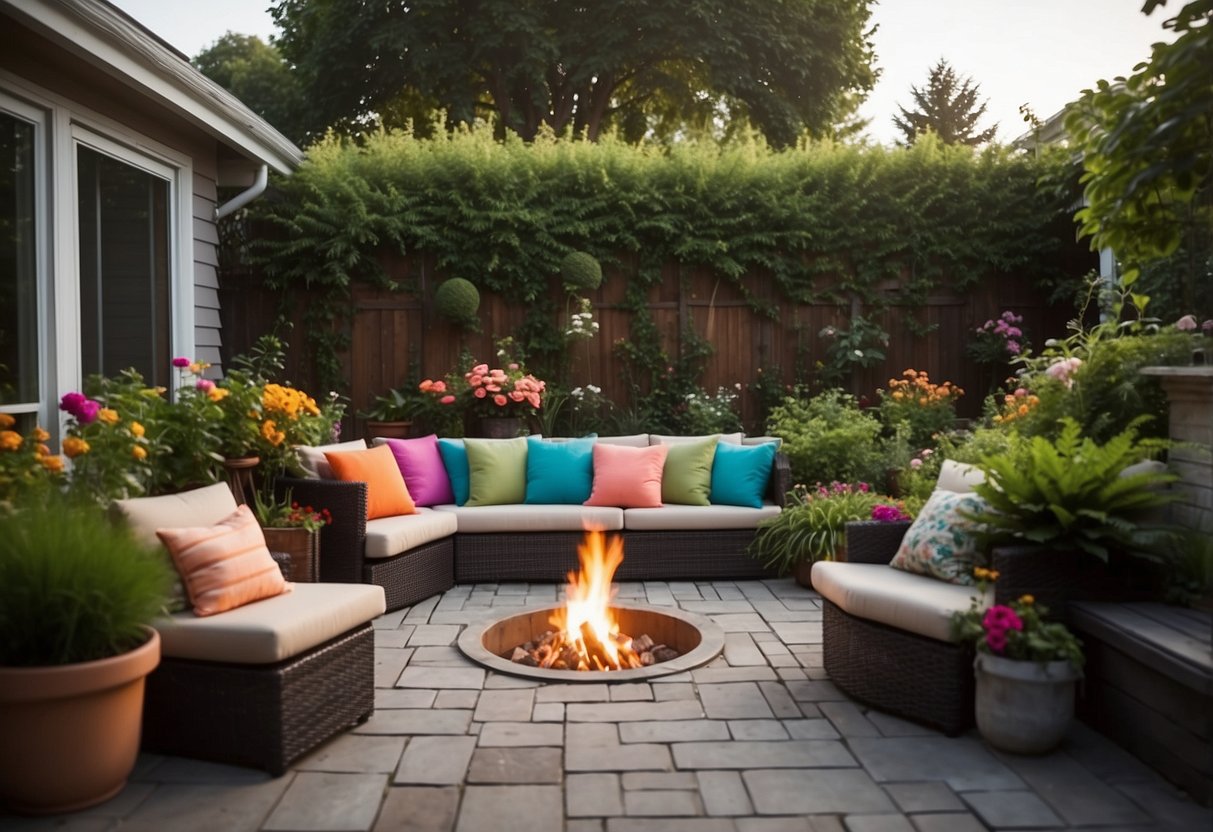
[268, 0, 878, 147]
[892, 59, 998, 146]
[1065, 0, 1212, 315]
[193, 33, 308, 144]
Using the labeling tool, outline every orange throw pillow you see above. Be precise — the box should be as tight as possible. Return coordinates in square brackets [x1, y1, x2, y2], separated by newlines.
[584, 443, 668, 508]
[156, 504, 291, 617]
[325, 444, 416, 519]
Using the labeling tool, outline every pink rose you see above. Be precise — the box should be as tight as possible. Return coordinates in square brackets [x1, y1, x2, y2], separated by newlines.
[472, 364, 489, 375]
[909, 458, 923, 469]
[493, 394, 507, 407]
[196, 379, 215, 391]
[432, 380, 446, 393]
[1177, 314, 1198, 331]
[474, 388, 487, 399]
[508, 363, 519, 370]
[440, 395, 456, 405]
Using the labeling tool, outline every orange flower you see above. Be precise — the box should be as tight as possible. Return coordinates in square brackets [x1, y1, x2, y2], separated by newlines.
[40, 455, 65, 473]
[33, 426, 50, 442]
[0, 413, 14, 429]
[0, 430, 22, 451]
[63, 436, 90, 458]
[208, 387, 230, 402]
[130, 421, 145, 438]
[98, 408, 119, 425]
[132, 445, 148, 460]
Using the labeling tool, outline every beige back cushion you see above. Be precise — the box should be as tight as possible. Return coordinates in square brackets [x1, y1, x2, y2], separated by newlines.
[113, 482, 239, 548]
[936, 459, 985, 494]
[595, 434, 650, 448]
[649, 433, 743, 446]
[297, 439, 368, 479]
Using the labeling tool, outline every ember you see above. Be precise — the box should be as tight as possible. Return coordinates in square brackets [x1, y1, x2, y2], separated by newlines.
[506, 529, 680, 671]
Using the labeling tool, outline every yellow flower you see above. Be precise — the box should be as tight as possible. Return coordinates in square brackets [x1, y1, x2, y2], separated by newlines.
[0, 430, 22, 451]
[132, 445, 148, 460]
[33, 426, 50, 442]
[63, 436, 90, 458]
[0, 413, 14, 429]
[208, 387, 230, 402]
[130, 421, 145, 438]
[261, 419, 286, 447]
[98, 408, 119, 425]
[141, 386, 167, 398]
[40, 455, 65, 473]
[1019, 594, 1035, 605]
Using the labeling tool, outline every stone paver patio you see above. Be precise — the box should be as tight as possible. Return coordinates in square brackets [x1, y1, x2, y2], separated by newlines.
[5, 579, 1210, 831]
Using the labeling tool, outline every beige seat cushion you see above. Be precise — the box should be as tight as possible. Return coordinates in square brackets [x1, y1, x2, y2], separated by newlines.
[364, 508, 459, 558]
[624, 503, 781, 531]
[154, 582, 386, 664]
[433, 504, 624, 533]
[113, 482, 239, 548]
[811, 561, 990, 643]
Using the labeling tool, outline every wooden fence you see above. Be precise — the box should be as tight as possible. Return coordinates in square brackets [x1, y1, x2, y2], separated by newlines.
[220, 249, 1094, 436]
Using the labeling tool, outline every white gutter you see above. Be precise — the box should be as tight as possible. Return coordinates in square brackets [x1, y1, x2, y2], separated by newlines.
[215, 164, 268, 220]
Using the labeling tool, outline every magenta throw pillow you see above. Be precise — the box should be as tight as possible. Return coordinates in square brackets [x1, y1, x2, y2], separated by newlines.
[382, 435, 455, 506]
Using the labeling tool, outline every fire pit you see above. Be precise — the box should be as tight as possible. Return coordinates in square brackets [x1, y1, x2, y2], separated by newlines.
[457, 530, 725, 682]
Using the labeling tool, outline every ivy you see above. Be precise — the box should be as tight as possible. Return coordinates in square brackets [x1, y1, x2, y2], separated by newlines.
[248, 121, 1075, 393]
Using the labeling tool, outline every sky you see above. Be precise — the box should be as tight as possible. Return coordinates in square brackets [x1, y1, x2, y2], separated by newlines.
[110, 0, 1175, 146]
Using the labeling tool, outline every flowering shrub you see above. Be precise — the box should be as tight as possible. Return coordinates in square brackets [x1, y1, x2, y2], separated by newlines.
[60, 377, 166, 502]
[952, 568, 1084, 666]
[991, 386, 1041, 426]
[682, 385, 743, 434]
[252, 487, 333, 532]
[967, 310, 1027, 364]
[0, 415, 65, 509]
[871, 503, 911, 522]
[564, 297, 601, 340]
[877, 369, 963, 448]
[421, 347, 546, 421]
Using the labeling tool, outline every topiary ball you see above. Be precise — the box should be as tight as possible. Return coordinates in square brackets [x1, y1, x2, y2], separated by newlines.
[434, 278, 480, 324]
[560, 251, 603, 290]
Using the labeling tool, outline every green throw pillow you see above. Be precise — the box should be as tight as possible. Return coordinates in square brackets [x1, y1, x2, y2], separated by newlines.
[661, 437, 719, 506]
[464, 437, 528, 506]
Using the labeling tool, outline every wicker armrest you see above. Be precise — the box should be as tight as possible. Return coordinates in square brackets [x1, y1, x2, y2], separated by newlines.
[991, 544, 1078, 618]
[844, 520, 910, 564]
[276, 477, 368, 584]
[768, 453, 792, 508]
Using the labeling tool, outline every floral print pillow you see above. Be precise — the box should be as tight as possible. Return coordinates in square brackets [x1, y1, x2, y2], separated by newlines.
[889, 489, 988, 585]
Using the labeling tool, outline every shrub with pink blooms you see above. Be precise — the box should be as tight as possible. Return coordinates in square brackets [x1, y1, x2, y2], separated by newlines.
[966, 310, 1028, 366]
[418, 343, 547, 426]
[952, 568, 1083, 667]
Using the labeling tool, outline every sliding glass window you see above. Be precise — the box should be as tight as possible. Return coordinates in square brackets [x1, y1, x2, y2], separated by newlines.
[0, 107, 40, 411]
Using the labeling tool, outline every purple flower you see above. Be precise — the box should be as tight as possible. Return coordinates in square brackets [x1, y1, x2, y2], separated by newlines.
[1203, 320, 1213, 333]
[1006, 326, 1022, 339]
[171, 356, 191, 368]
[1006, 340, 1021, 355]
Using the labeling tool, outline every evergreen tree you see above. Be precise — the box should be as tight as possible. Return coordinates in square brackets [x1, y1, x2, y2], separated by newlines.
[892, 59, 998, 146]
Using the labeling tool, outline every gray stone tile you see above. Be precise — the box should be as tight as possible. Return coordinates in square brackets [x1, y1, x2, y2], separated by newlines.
[136, 756, 272, 784]
[429, 610, 497, 626]
[434, 689, 480, 709]
[263, 773, 387, 831]
[848, 737, 1024, 792]
[533, 702, 565, 722]
[567, 722, 621, 747]
[374, 626, 416, 648]
[713, 584, 746, 600]
[995, 750, 1149, 826]
[0, 814, 116, 831]
[375, 647, 411, 687]
[407, 624, 461, 646]
[619, 720, 730, 743]
[783, 719, 840, 740]
[567, 773, 624, 817]
[744, 769, 895, 815]
[497, 582, 530, 594]
[112, 780, 289, 832]
[467, 747, 564, 784]
[622, 772, 698, 790]
[373, 789, 459, 832]
[712, 613, 771, 632]
[728, 720, 789, 741]
[482, 674, 541, 689]
[961, 790, 1062, 829]
[569, 821, 607, 832]
[295, 734, 406, 773]
[610, 683, 654, 702]
[456, 785, 562, 832]
[769, 621, 821, 643]
[352, 709, 472, 736]
[820, 701, 881, 738]
[566, 743, 674, 772]
[624, 789, 703, 816]
[909, 814, 986, 832]
[883, 782, 964, 814]
[567, 700, 704, 722]
[473, 688, 535, 722]
[409, 646, 470, 665]
[758, 681, 802, 718]
[669, 581, 703, 599]
[536, 683, 610, 702]
[373, 610, 408, 629]
[396, 666, 485, 689]
[375, 688, 438, 709]
[691, 666, 779, 683]
[738, 582, 778, 600]
[751, 601, 821, 622]
[737, 819, 815, 832]
[866, 710, 936, 737]
[394, 736, 477, 785]
[404, 596, 440, 621]
[697, 770, 754, 816]
[1110, 782, 1213, 831]
[842, 816, 915, 832]
[477, 721, 564, 747]
[784, 679, 848, 702]
[699, 682, 775, 719]
[673, 740, 856, 769]
[70, 781, 154, 819]
[680, 600, 762, 614]
[607, 821, 734, 832]
[654, 682, 698, 701]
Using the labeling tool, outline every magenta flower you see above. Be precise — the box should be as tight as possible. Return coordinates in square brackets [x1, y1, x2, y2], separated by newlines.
[983, 605, 1023, 632]
[195, 379, 215, 392]
[171, 356, 191, 368]
[985, 630, 1009, 653]
[76, 399, 100, 424]
[59, 391, 87, 415]
[872, 504, 910, 523]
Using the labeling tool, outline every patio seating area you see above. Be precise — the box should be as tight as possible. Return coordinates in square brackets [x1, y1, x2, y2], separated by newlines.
[5, 578, 1209, 832]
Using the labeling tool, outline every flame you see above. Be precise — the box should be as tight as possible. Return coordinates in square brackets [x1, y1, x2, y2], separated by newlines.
[548, 528, 642, 671]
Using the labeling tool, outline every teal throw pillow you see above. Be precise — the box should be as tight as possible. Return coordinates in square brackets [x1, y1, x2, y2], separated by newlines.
[465, 437, 528, 506]
[437, 438, 469, 506]
[661, 437, 718, 506]
[710, 442, 778, 508]
[525, 436, 595, 504]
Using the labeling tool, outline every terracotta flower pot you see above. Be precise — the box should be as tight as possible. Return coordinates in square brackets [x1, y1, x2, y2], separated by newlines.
[365, 420, 413, 441]
[0, 628, 161, 814]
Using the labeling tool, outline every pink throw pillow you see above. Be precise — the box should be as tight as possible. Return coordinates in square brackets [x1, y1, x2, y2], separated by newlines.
[584, 443, 668, 508]
[383, 435, 455, 506]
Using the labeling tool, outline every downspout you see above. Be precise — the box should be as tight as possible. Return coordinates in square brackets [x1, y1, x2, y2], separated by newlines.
[214, 164, 268, 220]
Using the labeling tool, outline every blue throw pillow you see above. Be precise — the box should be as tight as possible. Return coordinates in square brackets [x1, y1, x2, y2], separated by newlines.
[525, 435, 596, 504]
[437, 438, 470, 506]
[710, 442, 777, 508]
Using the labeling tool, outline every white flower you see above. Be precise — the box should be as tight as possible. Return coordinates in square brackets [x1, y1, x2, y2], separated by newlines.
[587, 384, 601, 394]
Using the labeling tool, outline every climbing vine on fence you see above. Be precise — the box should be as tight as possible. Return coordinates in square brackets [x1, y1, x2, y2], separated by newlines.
[248, 119, 1076, 393]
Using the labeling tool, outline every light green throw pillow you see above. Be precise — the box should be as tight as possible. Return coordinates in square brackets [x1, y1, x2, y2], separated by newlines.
[661, 437, 719, 506]
[464, 437, 528, 506]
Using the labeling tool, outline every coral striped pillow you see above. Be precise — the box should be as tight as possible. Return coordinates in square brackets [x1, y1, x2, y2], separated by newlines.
[156, 504, 291, 616]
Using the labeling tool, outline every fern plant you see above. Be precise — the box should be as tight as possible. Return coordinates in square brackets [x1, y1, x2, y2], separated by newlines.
[969, 418, 1177, 561]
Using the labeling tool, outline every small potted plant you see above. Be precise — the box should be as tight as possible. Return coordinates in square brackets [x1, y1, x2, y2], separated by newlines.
[252, 486, 332, 582]
[0, 497, 172, 814]
[952, 568, 1084, 754]
[360, 387, 421, 439]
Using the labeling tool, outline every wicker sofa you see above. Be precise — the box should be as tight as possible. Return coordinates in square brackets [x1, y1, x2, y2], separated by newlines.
[281, 434, 790, 611]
